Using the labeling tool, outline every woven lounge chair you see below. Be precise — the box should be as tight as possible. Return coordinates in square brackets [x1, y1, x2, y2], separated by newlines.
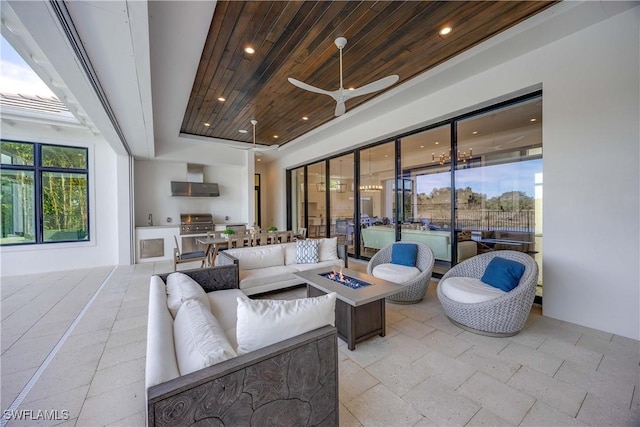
[437, 250, 539, 337]
[366, 242, 435, 304]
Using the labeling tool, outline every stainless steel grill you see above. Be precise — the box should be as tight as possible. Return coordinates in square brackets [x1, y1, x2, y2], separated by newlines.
[179, 213, 214, 235]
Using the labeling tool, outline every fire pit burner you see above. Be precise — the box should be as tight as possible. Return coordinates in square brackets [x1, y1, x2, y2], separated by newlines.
[321, 270, 371, 289]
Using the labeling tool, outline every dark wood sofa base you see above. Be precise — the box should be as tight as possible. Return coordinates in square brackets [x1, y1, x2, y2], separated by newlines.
[148, 266, 339, 427]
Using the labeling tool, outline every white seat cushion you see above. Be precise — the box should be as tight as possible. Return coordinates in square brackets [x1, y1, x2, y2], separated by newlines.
[173, 298, 237, 375]
[372, 263, 421, 284]
[236, 292, 336, 354]
[166, 272, 210, 318]
[440, 276, 506, 303]
[292, 259, 344, 272]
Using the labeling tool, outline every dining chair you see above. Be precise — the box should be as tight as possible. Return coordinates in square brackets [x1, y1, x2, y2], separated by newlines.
[172, 235, 207, 271]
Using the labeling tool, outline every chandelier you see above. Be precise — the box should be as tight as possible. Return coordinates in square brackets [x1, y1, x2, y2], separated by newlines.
[316, 163, 326, 192]
[333, 159, 346, 193]
[360, 150, 382, 192]
[432, 148, 473, 165]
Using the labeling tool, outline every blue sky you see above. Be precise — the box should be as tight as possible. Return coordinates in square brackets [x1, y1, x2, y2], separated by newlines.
[1, 35, 55, 96]
[415, 159, 542, 199]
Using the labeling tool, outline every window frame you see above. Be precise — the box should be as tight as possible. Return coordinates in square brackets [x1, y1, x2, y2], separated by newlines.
[1, 139, 90, 246]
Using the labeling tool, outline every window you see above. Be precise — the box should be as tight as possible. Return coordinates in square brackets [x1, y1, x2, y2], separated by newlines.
[1, 140, 89, 245]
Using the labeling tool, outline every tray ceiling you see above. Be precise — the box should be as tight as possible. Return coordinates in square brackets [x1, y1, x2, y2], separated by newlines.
[180, 1, 555, 149]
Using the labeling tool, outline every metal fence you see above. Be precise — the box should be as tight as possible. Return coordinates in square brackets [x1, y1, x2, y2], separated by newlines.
[425, 209, 536, 232]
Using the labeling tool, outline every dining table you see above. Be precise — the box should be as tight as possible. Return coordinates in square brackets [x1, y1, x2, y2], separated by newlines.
[196, 236, 229, 266]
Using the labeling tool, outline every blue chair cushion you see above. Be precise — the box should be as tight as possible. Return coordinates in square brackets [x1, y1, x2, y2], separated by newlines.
[391, 243, 418, 267]
[481, 257, 526, 292]
[181, 251, 206, 260]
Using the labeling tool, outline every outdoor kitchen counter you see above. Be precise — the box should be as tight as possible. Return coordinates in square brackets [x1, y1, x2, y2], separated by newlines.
[135, 226, 180, 263]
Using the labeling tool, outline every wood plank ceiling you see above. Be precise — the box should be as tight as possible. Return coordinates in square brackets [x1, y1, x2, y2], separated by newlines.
[181, 1, 555, 148]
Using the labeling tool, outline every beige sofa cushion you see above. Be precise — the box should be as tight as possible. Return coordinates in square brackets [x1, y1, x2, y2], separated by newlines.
[318, 237, 339, 261]
[225, 245, 284, 270]
[206, 288, 246, 350]
[145, 276, 180, 388]
[235, 292, 337, 354]
[283, 242, 297, 265]
[166, 272, 210, 318]
[173, 298, 237, 375]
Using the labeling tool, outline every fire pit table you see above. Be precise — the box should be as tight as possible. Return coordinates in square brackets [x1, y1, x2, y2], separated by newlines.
[294, 267, 405, 350]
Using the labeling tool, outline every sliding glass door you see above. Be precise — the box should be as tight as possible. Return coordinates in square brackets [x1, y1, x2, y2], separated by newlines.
[359, 143, 395, 258]
[329, 154, 355, 254]
[287, 93, 542, 297]
[456, 96, 542, 295]
[400, 126, 453, 270]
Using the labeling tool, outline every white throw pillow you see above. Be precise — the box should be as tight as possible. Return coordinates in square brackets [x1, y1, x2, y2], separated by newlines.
[296, 239, 319, 264]
[173, 298, 237, 375]
[318, 237, 339, 262]
[283, 242, 298, 265]
[236, 292, 336, 354]
[166, 272, 210, 318]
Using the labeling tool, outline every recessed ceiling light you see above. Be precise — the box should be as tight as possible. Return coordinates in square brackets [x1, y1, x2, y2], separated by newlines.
[472, 131, 478, 135]
[245, 47, 255, 54]
[257, 158, 261, 162]
[439, 26, 452, 36]
[435, 141, 440, 145]
[348, 87, 355, 91]
[204, 123, 210, 127]
[302, 116, 309, 121]
[217, 97, 226, 102]
[239, 129, 248, 134]
[273, 135, 279, 139]
[420, 145, 424, 148]
[530, 118, 537, 122]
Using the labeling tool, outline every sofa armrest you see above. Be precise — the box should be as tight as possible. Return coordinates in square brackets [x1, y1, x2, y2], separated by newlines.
[216, 250, 239, 267]
[157, 264, 239, 293]
[147, 325, 338, 427]
[337, 243, 348, 268]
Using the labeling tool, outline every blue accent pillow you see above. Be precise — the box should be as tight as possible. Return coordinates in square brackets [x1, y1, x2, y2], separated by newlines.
[481, 257, 526, 292]
[391, 243, 418, 267]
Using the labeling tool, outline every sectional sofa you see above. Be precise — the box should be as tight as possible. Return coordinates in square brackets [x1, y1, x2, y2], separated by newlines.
[216, 237, 348, 295]
[146, 265, 339, 426]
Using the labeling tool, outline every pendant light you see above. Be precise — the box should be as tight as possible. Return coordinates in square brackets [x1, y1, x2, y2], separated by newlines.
[359, 150, 382, 191]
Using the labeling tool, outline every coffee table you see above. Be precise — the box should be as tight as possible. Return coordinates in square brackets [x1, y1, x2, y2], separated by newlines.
[293, 267, 404, 350]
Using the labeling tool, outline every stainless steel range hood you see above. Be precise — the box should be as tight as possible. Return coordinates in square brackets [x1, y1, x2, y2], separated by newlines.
[171, 164, 220, 197]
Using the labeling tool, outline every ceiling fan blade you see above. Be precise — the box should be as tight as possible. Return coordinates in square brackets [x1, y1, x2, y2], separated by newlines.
[288, 77, 334, 97]
[348, 75, 399, 98]
[334, 101, 346, 117]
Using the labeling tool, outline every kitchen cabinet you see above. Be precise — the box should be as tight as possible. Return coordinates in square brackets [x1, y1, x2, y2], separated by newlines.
[135, 226, 180, 263]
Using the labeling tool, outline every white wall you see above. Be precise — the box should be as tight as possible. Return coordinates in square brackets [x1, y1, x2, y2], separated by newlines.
[266, 5, 640, 339]
[0, 122, 130, 276]
[134, 159, 250, 227]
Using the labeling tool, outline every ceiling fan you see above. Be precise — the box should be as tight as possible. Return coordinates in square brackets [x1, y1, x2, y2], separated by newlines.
[288, 37, 399, 117]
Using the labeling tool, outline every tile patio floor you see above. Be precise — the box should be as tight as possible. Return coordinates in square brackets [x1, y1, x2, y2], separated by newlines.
[1, 259, 639, 426]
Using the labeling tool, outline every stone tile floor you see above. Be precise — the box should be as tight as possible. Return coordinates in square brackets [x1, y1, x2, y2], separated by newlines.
[1, 259, 639, 426]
